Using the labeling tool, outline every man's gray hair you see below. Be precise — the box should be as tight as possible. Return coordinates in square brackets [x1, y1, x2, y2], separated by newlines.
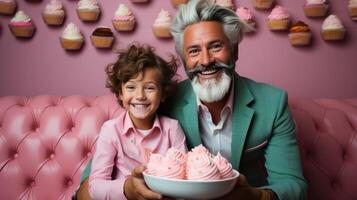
[171, 0, 246, 62]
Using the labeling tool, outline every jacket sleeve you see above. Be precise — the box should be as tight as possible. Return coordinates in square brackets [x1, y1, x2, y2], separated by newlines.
[262, 91, 307, 200]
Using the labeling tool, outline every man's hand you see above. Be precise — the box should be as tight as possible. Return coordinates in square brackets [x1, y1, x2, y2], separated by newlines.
[220, 174, 262, 200]
[124, 165, 163, 200]
[77, 178, 92, 200]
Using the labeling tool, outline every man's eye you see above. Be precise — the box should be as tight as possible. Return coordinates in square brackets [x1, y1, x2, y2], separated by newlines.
[188, 49, 199, 56]
[210, 44, 223, 51]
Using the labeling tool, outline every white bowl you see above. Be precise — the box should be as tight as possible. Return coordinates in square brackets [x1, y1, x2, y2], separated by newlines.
[143, 170, 239, 199]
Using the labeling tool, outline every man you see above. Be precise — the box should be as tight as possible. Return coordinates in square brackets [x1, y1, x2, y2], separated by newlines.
[77, 0, 307, 199]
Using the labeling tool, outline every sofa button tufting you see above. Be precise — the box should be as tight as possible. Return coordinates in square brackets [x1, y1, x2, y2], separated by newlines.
[30, 181, 35, 187]
[87, 152, 92, 157]
[13, 153, 18, 158]
[50, 154, 55, 159]
[67, 180, 73, 186]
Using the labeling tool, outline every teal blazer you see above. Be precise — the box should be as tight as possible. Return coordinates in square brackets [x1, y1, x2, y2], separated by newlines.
[161, 74, 307, 200]
[81, 74, 307, 200]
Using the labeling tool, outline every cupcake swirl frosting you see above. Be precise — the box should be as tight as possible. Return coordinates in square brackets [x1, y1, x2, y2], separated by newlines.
[268, 5, 290, 20]
[213, 152, 234, 179]
[154, 10, 172, 26]
[62, 23, 83, 40]
[236, 7, 254, 21]
[45, 0, 63, 11]
[166, 148, 187, 165]
[78, 0, 99, 9]
[11, 11, 31, 23]
[186, 151, 221, 180]
[146, 153, 163, 175]
[322, 15, 344, 30]
[113, 4, 134, 21]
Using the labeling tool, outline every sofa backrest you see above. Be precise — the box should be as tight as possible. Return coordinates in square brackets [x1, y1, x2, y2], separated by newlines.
[0, 95, 356, 200]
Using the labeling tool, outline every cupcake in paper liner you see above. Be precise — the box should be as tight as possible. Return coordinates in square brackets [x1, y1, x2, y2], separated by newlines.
[321, 15, 345, 41]
[303, 0, 328, 18]
[9, 11, 36, 38]
[0, 0, 17, 15]
[91, 26, 114, 49]
[77, 0, 100, 22]
[349, 0, 357, 20]
[236, 7, 256, 33]
[267, 5, 290, 31]
[152, 10, 172, 38]
[289, 21, 312, 46]
[130, 0, 149, 3]
[60, 23, 84, 50]
[42, 0, 65, 26]
[251, 0, 274, 10]
[112, 4, 135, 32]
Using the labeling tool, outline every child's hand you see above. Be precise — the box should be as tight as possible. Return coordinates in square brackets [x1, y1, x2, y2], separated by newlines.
[124, 165, 163, 200]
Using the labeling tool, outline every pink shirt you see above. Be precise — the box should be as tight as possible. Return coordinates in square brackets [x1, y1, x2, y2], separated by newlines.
[89, 111, 187, 200]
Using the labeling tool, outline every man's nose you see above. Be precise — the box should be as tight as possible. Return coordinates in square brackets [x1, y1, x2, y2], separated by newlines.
[199, 48, 214, 67]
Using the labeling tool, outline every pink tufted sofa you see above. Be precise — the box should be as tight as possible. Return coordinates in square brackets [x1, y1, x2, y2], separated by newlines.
[0, 95, 356, 200]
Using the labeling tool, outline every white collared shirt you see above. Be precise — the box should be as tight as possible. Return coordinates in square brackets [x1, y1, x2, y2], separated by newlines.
[197, 86, 234, 162]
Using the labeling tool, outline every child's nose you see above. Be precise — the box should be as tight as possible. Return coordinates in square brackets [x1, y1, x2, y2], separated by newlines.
[135, 88, 146, 100]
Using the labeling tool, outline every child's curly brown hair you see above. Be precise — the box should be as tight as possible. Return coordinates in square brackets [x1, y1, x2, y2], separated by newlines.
[105, 43, 179, 106]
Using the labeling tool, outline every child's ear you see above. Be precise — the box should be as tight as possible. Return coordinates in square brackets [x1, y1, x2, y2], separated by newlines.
[161, 94, 166, 102]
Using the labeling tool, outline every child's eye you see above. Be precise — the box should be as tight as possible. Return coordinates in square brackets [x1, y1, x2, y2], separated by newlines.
[125, 85, 135, 90]
[145, 86, 157, 91]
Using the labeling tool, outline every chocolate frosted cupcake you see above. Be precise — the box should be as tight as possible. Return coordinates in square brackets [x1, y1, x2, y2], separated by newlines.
[91, 26, 114, 48]
[288, 21, 312, 46]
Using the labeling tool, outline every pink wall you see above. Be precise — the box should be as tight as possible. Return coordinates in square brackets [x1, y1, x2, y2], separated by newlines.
[0, 0, 356, 98]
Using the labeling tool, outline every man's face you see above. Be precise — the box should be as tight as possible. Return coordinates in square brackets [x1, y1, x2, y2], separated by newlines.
[183, 21, 234, 103]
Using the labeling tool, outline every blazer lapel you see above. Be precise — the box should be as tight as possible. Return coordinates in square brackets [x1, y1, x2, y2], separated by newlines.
[231, 74, 255, 169]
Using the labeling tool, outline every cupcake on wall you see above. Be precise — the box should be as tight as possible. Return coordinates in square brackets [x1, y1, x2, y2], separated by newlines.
[251, 0, 274, 10]
[170, 0, 189, 7]
[214, 0, 235, 10]
[303, 0, 328, 18]
[152, 10, 172, 38]
[267, 6, 290, 31]
[349, 0, 357, 20]
[289, 21, 312, 46]
[236, 7, 256, 33]
[42, 0, 65, 26]
[60, 23, 84, 50]
[77, 0, 100, 22]
[0, 0, 16, 15]
[112, 4, 135, 32]
[91, 26, 114, 49]
[321, 15, 345, 41]
[9, 11, 36, 38]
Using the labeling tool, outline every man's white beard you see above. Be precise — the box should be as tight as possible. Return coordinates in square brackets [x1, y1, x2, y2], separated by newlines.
[191, 72, 232, 103]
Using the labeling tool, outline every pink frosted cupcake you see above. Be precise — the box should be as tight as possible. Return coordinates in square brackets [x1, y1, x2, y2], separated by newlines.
[349, 0, 357, 20]
[76, 0, 100, 22]
[0, 0, 16, 15]
[303, 0, 328, 18]
[213, 153, 234, 179]
[186, 150, 221, 180]
[267, 5, 290, 31]
[42, 0, 65, 26]
[236, 7, 255, 33]
[9, 11, 36, 38]
[112, 4, 135, 32]
[321, 15, 345, 41]
[146, 149, 186, 179]
[152, 10, 173, 38]
[251, 0, 274, 10]
[214, 0, 235, 10]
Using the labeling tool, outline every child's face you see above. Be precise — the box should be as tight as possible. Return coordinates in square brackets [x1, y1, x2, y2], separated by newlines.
[119, 67, 164, 130]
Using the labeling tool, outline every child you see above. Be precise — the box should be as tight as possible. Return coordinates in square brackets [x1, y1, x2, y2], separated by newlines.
[88, 43, 187, 199]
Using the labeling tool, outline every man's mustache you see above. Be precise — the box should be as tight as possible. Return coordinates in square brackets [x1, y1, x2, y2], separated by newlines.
[186, 61, 233, 80]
